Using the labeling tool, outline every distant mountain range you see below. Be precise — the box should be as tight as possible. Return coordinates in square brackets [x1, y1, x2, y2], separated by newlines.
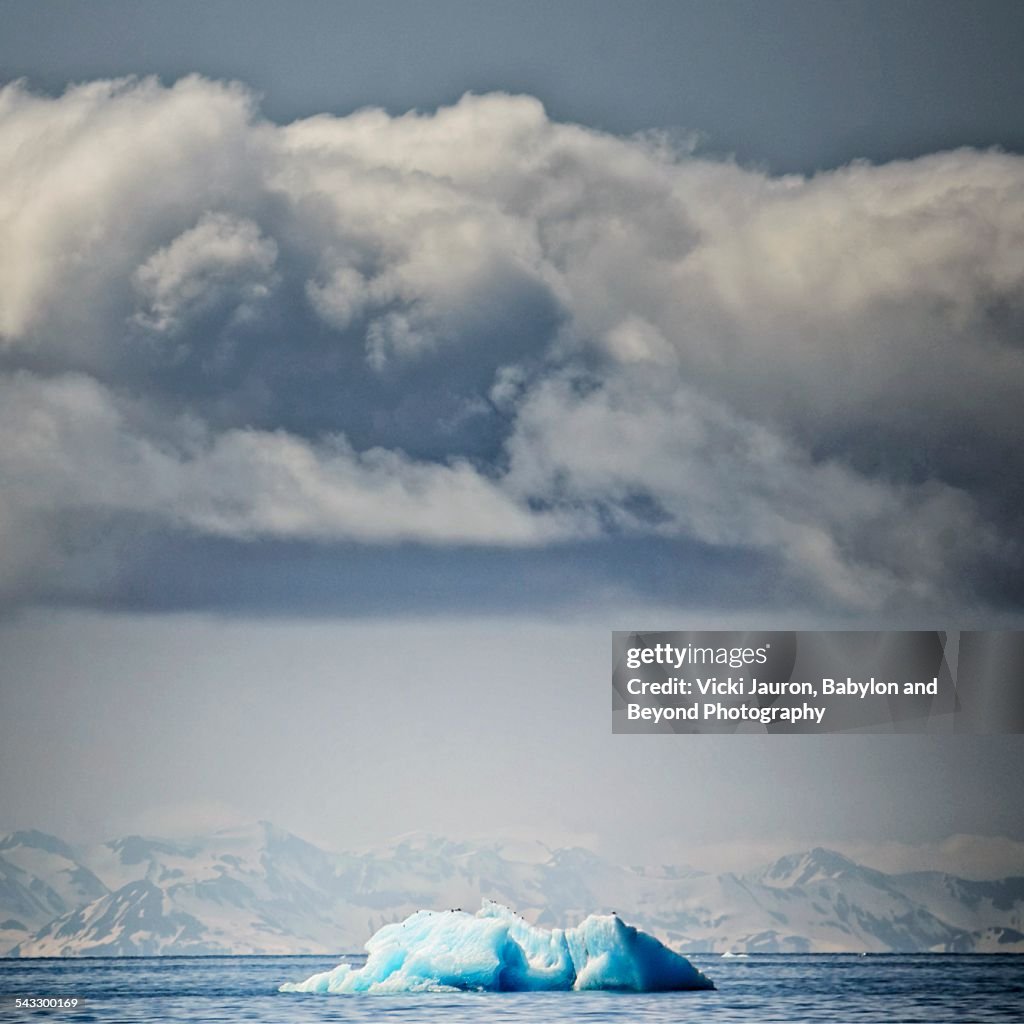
[1, 823, 1021, 956]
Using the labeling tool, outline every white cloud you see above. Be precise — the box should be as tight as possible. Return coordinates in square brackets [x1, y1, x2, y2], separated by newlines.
[0, 371, 571, 604]
[0, 76, 264, 360]
[306, 266, 368, 332]
[132, 212, 278, 336]
[0, 76, 1022, 612]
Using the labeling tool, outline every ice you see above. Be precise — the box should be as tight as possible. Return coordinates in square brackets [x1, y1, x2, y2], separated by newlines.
[280, 901, 714, 993]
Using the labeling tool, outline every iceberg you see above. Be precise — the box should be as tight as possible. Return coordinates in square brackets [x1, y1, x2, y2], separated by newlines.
[280, 901, 714, 994]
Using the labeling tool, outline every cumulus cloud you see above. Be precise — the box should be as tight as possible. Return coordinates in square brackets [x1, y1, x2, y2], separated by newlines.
[0, 76, 264, 359]
[132, 212, 278, 337]
[0, 76, 1021, 613]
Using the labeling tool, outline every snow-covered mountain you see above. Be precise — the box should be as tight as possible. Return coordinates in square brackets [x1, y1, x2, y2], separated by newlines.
[2, 825, 1021, 956]
[0, 830, 108, 953]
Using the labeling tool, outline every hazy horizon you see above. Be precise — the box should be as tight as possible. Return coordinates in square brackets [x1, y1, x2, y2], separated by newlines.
[7, 806, 1024, 884]
[4, 610, 1023, 877]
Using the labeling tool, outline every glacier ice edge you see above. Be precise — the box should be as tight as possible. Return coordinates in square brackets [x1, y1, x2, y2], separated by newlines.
[280, 900, 714, 994]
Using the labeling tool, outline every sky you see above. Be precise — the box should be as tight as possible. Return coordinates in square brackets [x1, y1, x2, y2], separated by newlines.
[4, 1, 1024, 172]
[1, 1, 1023, 869]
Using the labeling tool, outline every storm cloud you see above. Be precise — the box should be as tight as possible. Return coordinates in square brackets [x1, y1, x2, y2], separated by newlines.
[1, 75, 1022, 614]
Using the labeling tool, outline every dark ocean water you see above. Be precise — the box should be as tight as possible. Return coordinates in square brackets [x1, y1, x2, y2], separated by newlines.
[1, 954, 1022, 1023]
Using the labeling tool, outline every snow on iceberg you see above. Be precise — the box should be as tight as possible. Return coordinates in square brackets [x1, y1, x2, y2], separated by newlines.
[280, 901, 714, 994]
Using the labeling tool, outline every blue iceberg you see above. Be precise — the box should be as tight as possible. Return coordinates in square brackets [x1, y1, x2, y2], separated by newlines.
[280, 901, 714, 993]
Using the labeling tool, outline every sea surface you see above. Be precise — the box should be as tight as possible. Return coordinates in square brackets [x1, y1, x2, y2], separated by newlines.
[1, 953, 1022, 1023]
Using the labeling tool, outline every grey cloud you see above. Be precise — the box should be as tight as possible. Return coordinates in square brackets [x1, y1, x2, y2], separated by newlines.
[502, 368, 999, 608]
[0, 76, 1022, 614]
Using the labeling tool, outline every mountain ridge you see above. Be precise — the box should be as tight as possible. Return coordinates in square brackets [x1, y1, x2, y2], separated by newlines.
[2, 824, 1021, 956]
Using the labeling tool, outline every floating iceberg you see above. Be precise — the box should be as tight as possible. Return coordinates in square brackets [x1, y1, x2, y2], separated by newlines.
[280, 901, 714, 994]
